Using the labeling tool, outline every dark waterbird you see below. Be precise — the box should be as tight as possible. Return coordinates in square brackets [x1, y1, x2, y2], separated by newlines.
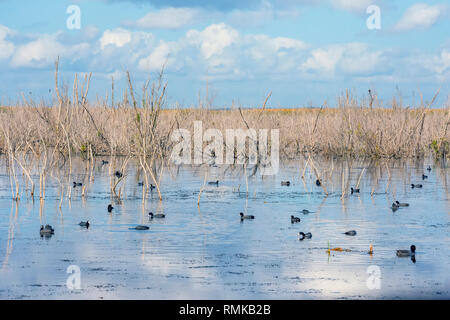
[344, 230, 357, 236]
[101, 160, 109, 165]
[208, 180, 219, 186]
[40, 225, 54, 237]
[138, 182, 144, 186]
[115, 171, 123, 179]
[298, 232, 312, 240]
[107, 204, 114, 213]
[395, 200, 409, 207]
[129, 225, 150, 230]
[240, 212, 255, 220]
[73, 182, 82, 187]
[79, 221, 90, 228]
[411, 184, 423, 188]
[422, 174, 428, 180]
[281, 181, 290, 186]
[396, 245, 416, 257]
[301, 209, 312, 214]
[391, 202, 400, 211]
[291, 215, 301, 223]
[150, 184, 156, 190]
[149, 212, 165, 219]
[350, 187, 360, 194]
[427, 166, 432, 171]
[315, 179, 321, 186]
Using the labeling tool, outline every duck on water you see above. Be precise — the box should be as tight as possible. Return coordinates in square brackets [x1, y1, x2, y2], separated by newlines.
[129, 225, 150, 230]
[79, 221, 90, 228]
[240, 212, 255, 220]
[397, 245, 416, 257]
[149, 212, 165, 219]
[40, 225, 54, 237]
[291, 215, 301, 223]
[298, 232, 312, 240]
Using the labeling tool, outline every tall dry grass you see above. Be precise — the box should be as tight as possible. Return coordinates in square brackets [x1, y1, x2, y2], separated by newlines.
[0, 65, 449, 201]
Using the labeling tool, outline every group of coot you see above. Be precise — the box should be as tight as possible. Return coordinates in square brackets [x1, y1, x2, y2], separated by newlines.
[40, 166, 432, 261]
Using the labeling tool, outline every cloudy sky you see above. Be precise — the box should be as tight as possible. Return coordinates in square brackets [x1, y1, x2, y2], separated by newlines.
[0, 0, 449, 107]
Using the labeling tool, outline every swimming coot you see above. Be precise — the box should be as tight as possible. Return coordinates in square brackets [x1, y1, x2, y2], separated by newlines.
[79, 221, 90, 228]
[149, 212, 165, 219]
[395, 200, 409, 207]
[396, 245, 416, 257]
[298, 232, 312, 240]
[291, 215, 301, 223]
[129, 225, 150, 230]
[40, 225, 54, 236]
[240, 212, 255, 220]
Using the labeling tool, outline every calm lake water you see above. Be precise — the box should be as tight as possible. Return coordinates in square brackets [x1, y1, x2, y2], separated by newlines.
[0, 158, 448, 299]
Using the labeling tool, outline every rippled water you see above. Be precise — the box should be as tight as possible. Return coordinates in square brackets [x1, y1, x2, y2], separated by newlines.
[0, 158, 448, 299]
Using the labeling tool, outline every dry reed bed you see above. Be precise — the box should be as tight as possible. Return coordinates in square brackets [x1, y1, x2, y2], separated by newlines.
[0, 104, 449, 160]
[0, 102, 449, 204]
[0, 64, 448, 201]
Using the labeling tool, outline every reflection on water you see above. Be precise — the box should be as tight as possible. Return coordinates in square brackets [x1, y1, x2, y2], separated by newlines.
[0, 158, 448, 299]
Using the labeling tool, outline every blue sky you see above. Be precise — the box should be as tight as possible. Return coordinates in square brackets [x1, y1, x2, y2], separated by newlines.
[0, 0, 449, 107]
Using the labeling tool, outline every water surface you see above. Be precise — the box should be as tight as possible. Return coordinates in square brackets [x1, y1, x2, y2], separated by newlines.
[0, 158, 448, 299]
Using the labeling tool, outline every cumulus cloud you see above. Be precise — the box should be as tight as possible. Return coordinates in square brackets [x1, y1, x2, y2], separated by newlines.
[0, 19, 447, 95]
[394, 3, 448, 31]
[123, 1, 299, 30]
[93, 28, 155, 72]
[0, 25, 15, 60]
[187, 23, 239, 59]
[411, 48, 450, 75]
[301, 43, 385, 76]
[100, 28, 133, 49]
[138, 41, 180, 71]
[11, 33, 90, 68]
[125, 7, 200, 29]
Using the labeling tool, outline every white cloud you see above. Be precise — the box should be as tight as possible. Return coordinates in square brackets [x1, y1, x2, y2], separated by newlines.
[123, 1, 301, 30]
[338, 43, 384, 74]
[301, 43, 384, 76]
[0, 25, 15, 60]
[244, 34, 308, 74]
[130, 7, 200, 29]
[11, 34, 89, 68]
[330, 0, 376, 14]
[187, 23, 239, 59]
[412, 48, 450, 75]
[100, 28, 132, 49]
[394, 3, 448, 31]
[138, 41, 179, 71]
[93, 29, 155, 72]
[302, 46, 344, 73]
